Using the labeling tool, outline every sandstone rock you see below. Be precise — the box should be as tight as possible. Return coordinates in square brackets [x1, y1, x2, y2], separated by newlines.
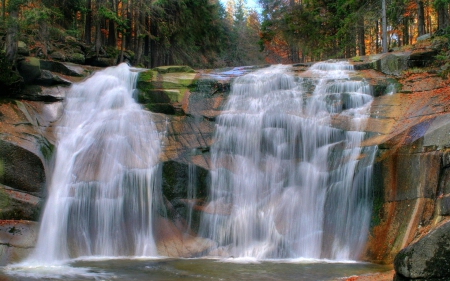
[0, 220, 39, 265]
[0, 183, 41, 220]
[154, 216, 216, 257]
[394, 221, 450, 280]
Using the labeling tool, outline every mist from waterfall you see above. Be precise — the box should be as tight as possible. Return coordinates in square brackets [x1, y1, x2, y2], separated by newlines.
[25, 63, 162, 264]
[200, 62, 376, 261]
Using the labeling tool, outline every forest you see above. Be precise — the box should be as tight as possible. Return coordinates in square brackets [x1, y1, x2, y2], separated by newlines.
[0, 0, 449, 69]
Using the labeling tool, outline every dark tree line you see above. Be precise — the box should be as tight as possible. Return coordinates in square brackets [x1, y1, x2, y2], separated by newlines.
[1, 0, 265, 68]
[259, 0, 450, 63]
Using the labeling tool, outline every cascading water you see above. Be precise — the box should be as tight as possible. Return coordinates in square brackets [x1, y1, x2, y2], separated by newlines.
[200, 61, 376, 260]
[26, 63, 162, 264]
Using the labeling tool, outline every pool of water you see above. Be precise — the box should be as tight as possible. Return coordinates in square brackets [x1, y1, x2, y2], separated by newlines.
[2, 258, 391, 281]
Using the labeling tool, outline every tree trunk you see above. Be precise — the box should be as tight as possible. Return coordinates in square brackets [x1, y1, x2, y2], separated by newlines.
[144, 14, 150, 67]
[39, 19, 49, 58]
[2, 0, 6, 22]
[150, 19, 158, 68]
[417, 0, 425, 36]
[437, 4, 449, 30]
[85, 0, 92, 44]
[382, 0, 388, 53]
[126, 0, 133, 51]
[108, 0, 117, 46]
[357, 16, 365, 56]
[403, 18, 409, 46]
[376, 19, 379, 53]
[6, 9, 18, 63]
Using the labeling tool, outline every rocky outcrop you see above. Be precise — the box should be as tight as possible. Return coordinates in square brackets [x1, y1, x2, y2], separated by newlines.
[393, 221, 450, 280]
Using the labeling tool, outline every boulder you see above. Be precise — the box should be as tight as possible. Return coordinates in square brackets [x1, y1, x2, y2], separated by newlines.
[40, 60, 85, 77]
[35, 70, 71, 86]
[394, 221, 450, 280]
[17, 57, 41, 84]
[0, 140, 46, 194]
[376, 53, 410, 76]
[17, 41, 29, 56]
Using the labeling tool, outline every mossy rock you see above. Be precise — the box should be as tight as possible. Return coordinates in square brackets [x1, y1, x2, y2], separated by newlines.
[68, 53, 85, 65]
[152, 65, 195, 74]
[17, 57, 41, 84]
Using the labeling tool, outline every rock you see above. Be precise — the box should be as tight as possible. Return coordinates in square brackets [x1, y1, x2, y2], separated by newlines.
[49, 51, 66, 61]
[35, 70, 71, 86]
[67, 53, 85, 64]
[0, 220, 39, 265]
[417, 33, 431, 41]
[394, 221, 450, 280]
[154, 216, 216, 257]
[85, 56, 117, 67]
[153, 65, 195, 74]
[17, 57, 41, 84]
[17, 41, 29, 56]
[0, 140, 46, 194]
[137, 69, 199, 115]
[376, 53, 409, 76]
[409, 50, 438, 68]
[16, 85, 66, 102]
[0, 183, 41, 220]
[40, 60, 85, 77]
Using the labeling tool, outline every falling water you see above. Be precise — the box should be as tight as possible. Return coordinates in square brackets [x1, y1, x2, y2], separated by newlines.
[26, 63, 162, 264]
[200, 62, 376, 260]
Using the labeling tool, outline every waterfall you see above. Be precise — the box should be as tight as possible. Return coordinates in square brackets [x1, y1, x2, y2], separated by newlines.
[200, 62, 376, 260]
[27, 63, 162, 264]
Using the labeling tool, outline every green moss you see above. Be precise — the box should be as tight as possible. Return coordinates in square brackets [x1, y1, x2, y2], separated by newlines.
[153, 65, 195, 74]
[38, 138, 54, 161]
[0, 188, 10, 209]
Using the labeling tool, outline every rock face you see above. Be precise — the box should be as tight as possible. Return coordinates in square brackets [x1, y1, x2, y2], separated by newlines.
[393, 221, 450, 280]
[0, 220, 39, 265]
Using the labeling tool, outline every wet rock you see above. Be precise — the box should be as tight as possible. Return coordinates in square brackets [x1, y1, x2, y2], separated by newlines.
[154, 216, 216, 257]
[0, 220, 39, 265]
[394, 221, 450, 280]
[137, 69, 198, 115]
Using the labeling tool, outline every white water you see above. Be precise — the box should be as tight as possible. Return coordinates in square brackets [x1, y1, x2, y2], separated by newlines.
[200, 62, 376, 260]
[24, 63, 162, 265]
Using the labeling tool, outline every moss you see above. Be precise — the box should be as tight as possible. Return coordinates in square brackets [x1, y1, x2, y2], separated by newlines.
[0, 188, 10, 209]
[153, 65, 195, 74]
[39, 138, 54, 161]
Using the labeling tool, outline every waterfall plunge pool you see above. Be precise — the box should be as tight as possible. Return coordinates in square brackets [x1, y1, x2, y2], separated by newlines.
[2, 258, 391, 280]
